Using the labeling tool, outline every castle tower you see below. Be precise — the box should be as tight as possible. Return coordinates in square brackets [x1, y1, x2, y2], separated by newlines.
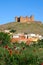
[20, 16, 23, 22]
[15, 16, 20, 22]
[26, 16, 30, 22]
[15, 16, 18, 22]
[30, 15, 34, 21]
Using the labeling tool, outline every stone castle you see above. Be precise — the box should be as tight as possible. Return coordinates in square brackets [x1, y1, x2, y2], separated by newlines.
[15, 15, 34, 23]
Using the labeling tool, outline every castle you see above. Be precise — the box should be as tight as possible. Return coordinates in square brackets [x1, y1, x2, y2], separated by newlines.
[15, 15, 34, 23]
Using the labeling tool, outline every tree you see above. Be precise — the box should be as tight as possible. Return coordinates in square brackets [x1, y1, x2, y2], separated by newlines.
[0, 32, 10, 46]
[10, 29, 16, 33]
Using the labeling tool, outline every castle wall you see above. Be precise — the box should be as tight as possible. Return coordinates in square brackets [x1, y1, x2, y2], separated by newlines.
[15, 15, 34, 23]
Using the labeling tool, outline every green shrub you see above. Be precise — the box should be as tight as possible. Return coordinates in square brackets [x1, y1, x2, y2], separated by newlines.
[0, 32, 10, 46]
[10, 29, 16, 33]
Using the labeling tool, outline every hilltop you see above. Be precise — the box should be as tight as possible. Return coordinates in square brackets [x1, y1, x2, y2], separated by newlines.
[0, 21, 43, 35]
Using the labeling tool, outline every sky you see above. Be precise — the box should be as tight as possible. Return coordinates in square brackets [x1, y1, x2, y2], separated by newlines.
[0, 0, 43, 24]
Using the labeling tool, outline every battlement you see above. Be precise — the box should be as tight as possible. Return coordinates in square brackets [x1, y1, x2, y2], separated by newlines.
[15, 15, 34, 23]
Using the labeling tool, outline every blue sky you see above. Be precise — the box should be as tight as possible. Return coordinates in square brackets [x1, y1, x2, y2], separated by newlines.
[0, 0, 43, 24]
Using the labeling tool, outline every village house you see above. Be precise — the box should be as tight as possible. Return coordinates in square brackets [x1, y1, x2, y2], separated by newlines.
[4, 30, 43, 44]
[4, 30, 10, 33]
[11, 33, 43, 45]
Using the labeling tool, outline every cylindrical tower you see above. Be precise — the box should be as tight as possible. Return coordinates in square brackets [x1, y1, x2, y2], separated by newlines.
[15, 16, 18, 22]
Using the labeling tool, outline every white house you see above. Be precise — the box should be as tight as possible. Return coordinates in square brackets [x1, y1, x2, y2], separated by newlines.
[4, 30, 10, 33]
[13, 34, 19, 38]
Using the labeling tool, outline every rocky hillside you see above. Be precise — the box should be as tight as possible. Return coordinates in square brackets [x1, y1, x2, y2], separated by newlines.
[0, 21, 43, 35]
